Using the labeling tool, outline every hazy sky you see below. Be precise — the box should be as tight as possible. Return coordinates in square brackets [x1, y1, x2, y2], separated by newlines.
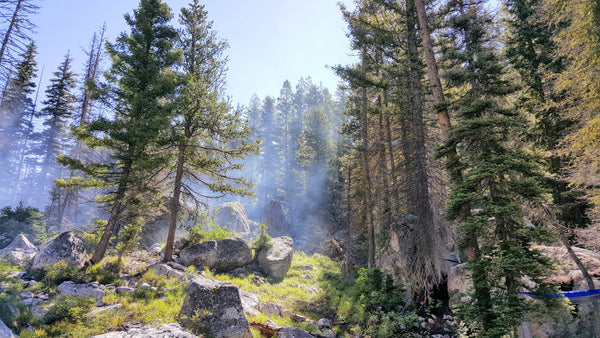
[32, 0, 357, 106]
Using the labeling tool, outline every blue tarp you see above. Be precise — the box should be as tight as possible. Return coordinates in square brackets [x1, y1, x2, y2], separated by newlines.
[521, 289, 600, 304]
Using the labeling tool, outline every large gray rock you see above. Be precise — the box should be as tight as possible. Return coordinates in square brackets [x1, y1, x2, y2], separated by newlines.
[179, 237, 252, 272]
[0, 234, 37, 263]
[257, 236, 294, 280]
[91, 323, 196, 338]
[31, 231, 87, 270]
[58, 281, 106, 306]
[215, 202, 251, 236]
[262, 200, 292, 237]
[0, 318, 16, 338]
[179, 275, 252, 338]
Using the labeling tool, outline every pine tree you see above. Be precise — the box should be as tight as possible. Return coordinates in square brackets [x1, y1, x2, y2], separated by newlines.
[439, 1, 553, 334]
[163, 0, 258, 261]
[0, 41, 36, 201]
[38, 53, 77, 196]
[505, 0, 590, 228]
[0, 0, 38, 84]
[58, 0, 180, 264]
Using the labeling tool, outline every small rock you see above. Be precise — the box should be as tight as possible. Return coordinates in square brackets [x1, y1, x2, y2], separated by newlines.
[325, 329, 336, 338]
[428, 318, 435, 324]
[278, 326, 315, 338]
[292, 314, 308, 323]
[19, 291, 33, 299]
[281, 309, 293, 317]
[138, 283, 151, 289]
[23, 298, 41, 306]
[116, 286, 134, 295]
[419, 316, 425, 322]
[258, 302, 282, 316]
[25, 280, 38, 288]
[318, 318, 331, 329]
[443, 314, 453, 321]
[90, 303, 123, 316]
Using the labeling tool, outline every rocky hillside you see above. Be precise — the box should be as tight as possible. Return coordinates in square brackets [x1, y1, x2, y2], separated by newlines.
[0, 230, 458, 337]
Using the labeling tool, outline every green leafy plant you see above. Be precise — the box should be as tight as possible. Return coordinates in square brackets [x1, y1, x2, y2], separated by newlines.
[186, 212, 238, 243]
[252, 223, 272, 258]
[43, 295, 95, 324]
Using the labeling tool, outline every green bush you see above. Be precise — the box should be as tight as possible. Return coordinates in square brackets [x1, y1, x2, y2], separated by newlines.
[42, 261, 88, 285]
[252, 223, 272, 258]
[44, 295, 95, 324]
[186, 213, 238, 243]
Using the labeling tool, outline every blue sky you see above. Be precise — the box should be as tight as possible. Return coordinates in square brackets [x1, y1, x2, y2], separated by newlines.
[32, 0, 356, 106]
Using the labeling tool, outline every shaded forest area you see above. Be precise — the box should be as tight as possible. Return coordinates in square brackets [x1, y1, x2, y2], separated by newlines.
[1, 0, 600, 336]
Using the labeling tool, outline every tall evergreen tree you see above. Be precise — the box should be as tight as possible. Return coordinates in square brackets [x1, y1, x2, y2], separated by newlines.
[0, 0, 38, 84]
[163, 0, 258, 261]
[38, 53, 77, 195]
[58, 0, 180, 264]
[0, 40, 36, 201]
[505, 0, 590, 228]
[439, 0, 553, 334]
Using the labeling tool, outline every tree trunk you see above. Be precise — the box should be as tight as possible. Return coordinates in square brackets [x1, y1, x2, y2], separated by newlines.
[405, 0, 441, 295]
[90, 160, 132, 264]
[0, 0, 24, 68]
[164, 147, 185, 262]
[410, 0, 451, 139]
[360, 84, 375, 268]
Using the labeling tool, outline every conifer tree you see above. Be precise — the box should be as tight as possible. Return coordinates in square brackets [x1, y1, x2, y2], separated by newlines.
[58, 0, 180, 264]
[439, 1, 553, 334]
[0, 41, 36, 200]
[0, 0, 38, 83]
[505, 0, 590, 228]
[38, 53, 77, 194]
[163, 0, 258, 261]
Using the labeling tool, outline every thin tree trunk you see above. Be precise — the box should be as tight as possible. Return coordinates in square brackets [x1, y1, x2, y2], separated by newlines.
[0, 0, 24, 68]
[90, 160, 132, 264]
[164, 148, 185, 262]
[360, 84, 375, 268]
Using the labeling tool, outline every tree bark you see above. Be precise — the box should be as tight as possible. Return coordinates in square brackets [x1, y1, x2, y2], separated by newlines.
[360, 84, 376, 268]
[164, 148, 185, 262]
[90, 160, 132, 264]
[410, 0, 451, 139]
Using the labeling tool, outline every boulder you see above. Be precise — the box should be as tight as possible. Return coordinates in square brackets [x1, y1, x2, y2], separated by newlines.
[262, 200, 292, 237]
[257, 236, 294, 280]
[215, 202, 251, 236]
[31, 232, 87, 270]
[535, 245, 600, 284]
[278, 327, 315, 338]
[179, 237, 252, 272]
[0, 234, 37, 263]
[179, 275, 252, 338]
[0, 318, 15, 338]
[91, 323, 196, 338]
[58, 281, 106, 306]
[447, 263, 472, 308]
[147, 262, 187, 280]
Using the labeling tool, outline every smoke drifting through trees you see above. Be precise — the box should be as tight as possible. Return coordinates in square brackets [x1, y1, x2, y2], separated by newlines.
[240, 77, 345, 249]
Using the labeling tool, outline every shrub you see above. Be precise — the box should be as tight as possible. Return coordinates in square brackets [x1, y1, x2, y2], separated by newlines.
[43, 295, 95, 324]
[252, 223, 272, 258]
[186, 212, 239, 244]
[42, 261, 89, 285]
